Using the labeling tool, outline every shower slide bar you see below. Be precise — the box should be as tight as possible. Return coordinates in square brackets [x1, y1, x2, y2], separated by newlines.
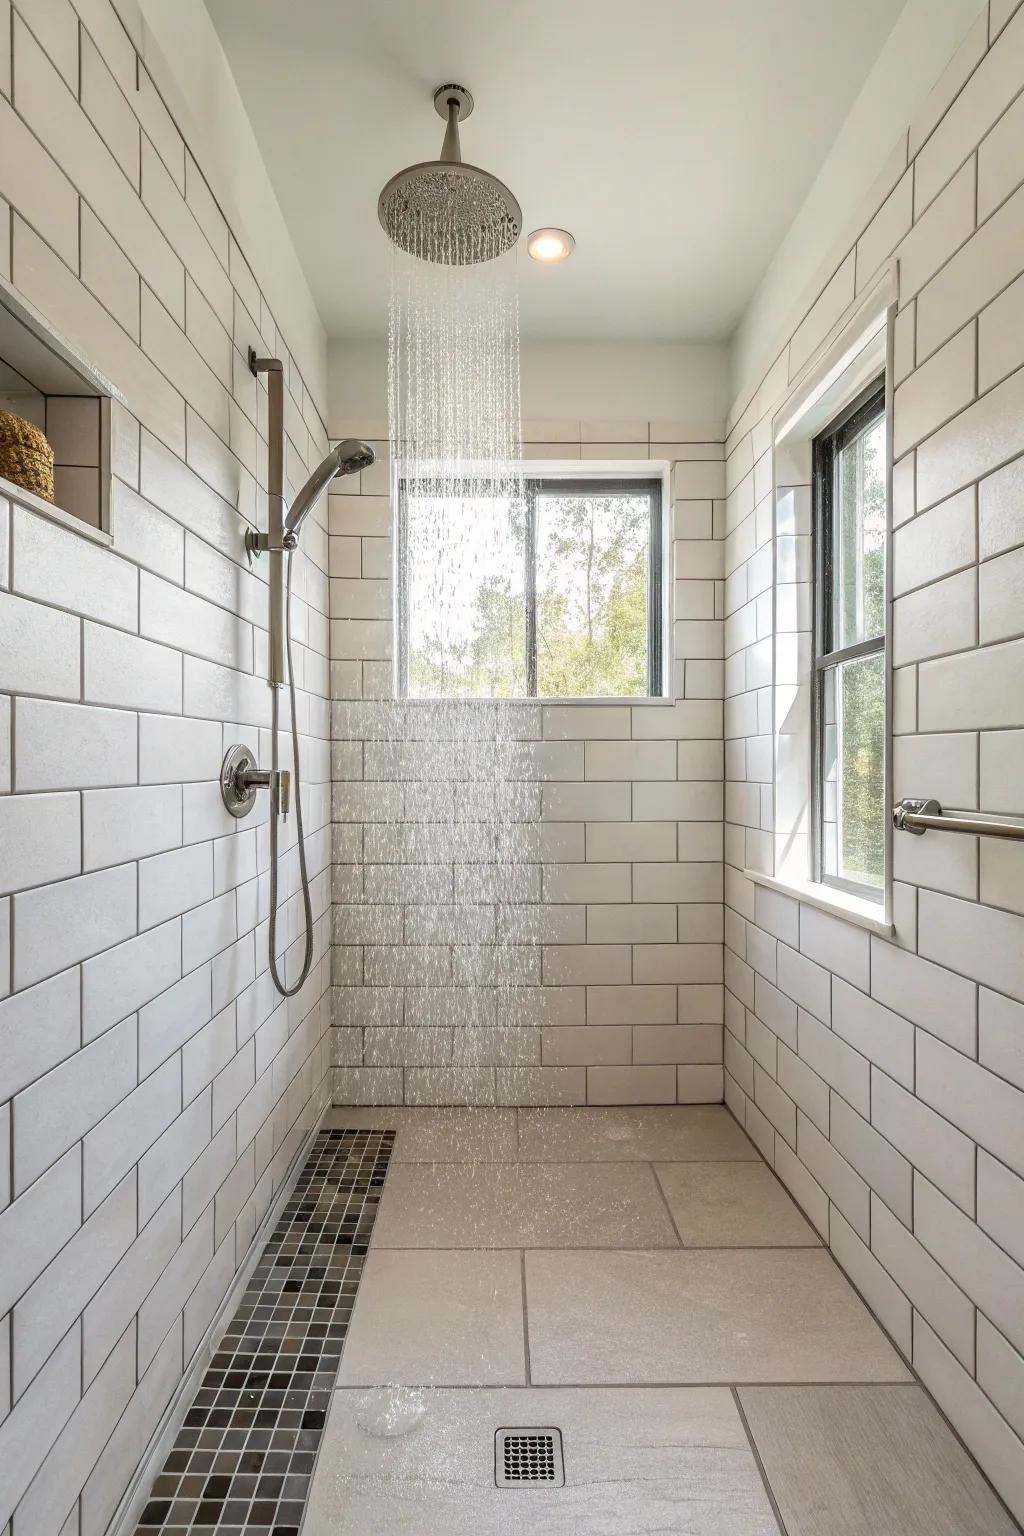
[892, 797, 1024, 840]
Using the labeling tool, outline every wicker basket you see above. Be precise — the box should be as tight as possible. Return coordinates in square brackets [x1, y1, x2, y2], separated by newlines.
[0, 410, 55, 503]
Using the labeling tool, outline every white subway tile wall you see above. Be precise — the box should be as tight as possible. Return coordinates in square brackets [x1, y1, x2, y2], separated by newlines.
[722, 5, 1024, 1522]
[0, 4, 334, 1535]
[328, 420, 727, 1107]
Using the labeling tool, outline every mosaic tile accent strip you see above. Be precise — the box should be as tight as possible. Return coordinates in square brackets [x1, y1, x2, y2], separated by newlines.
[134, 1127, 394, 1535]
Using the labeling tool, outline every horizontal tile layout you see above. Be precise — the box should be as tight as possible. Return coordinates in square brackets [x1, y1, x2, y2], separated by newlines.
[336, 1248, 526, 1387]
[302, 1107, 1009, 1532]
[0, 3, 337, 1534]
[4, 1, 1024, 1532]
[720, 6, 1024, 1524]
[306, 1387, 780, 1536]
[133, 1128, 393, 1535]
[525, 1249, 911, 1384]
[326, 1105, 520, 1160]
[654, 1161, 819, 1246]
[517, 1103, 759, 1161]
[739, 1384, 1020, 1536]
[329, 420, 728, 1106]
[371, 1160, 679, 1249]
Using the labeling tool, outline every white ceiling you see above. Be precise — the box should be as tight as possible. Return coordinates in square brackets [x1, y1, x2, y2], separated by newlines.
[207, 0, 906, 343]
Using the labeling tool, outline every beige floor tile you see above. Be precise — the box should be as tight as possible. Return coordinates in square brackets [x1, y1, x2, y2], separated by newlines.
[338, 1249, 526, 1387]
[740, 1385, 1018, 1535]
[655, 1162, 820, 1246]
[325, 1106, 519, 1161]
[372, 1162, 678, 1248]
[518, 1105, 759, 1162]
[303, 1386, 781, 1534]
[526, 1250, 911, 1384]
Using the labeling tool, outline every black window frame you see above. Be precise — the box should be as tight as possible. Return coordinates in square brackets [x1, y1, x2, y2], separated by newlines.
[811, 378, 887, 901]
[396, 474, 664, 701]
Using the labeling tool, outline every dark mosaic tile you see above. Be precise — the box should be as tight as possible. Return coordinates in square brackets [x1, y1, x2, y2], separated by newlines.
[132, 1129, 393, 1535]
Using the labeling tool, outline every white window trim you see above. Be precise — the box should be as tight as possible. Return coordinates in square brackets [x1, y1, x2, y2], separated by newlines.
[747, 262, 898, 923]
[745, 867, 894, 937]
[396, 458, 675, 706]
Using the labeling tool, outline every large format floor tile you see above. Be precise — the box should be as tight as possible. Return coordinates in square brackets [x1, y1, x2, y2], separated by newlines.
[338, 1249, 526, 1387]
[518, 1105, 759, 1162]
[740, 1385, 1019, 1535]
[372, 1161, 678, 1248]
[303, 1386, 781, 1535]
[325, 1106, 519, 1161]
[525, 1250, 911, 1384]
[655, 1162, 820, 1246]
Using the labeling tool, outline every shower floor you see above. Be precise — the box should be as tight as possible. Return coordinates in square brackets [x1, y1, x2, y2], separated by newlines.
[303, 1106, 1018, 1536]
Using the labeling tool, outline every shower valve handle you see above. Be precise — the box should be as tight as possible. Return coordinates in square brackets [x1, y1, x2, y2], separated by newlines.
[220, 746, 289, 821]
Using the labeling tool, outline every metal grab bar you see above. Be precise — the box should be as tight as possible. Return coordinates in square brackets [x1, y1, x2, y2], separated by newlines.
[893, 798, 1024, 841]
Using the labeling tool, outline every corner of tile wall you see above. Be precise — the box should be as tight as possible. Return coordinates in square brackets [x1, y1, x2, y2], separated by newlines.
[0, 3, 335, 1532]
[720, 6, 1024, 1520]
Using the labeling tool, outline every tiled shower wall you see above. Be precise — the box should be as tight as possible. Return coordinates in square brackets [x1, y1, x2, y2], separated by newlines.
[0, 4, 334, 1534]
[328, 420, 729, 1106]
[722, 1, 1024, 1521]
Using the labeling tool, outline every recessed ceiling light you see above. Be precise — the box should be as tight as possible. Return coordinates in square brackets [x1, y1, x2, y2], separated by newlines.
[527, 227, 575, 262]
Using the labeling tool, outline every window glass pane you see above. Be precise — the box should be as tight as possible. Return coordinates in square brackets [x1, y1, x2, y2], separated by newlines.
[404, 492, 527, 698]
[821, 651, 885, 890]
[535, 490, 651, 698]
[831, 410, 886, 649]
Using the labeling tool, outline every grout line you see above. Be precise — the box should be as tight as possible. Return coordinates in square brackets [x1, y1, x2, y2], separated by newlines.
[649, 1161, 685, 1246]
[371, 1242, 829, 1254]
[520, 1248, 531, 1387]
[376, 1153, 763, 1167]
[732, 1386, 792, 1536]
[335, 1377, 915, 1392]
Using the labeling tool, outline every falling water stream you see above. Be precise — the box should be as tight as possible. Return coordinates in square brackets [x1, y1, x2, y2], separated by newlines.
[336, 220, 543, 1110]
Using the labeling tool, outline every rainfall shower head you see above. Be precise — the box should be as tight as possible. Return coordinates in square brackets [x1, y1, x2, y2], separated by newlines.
[378, 84, 521, 265]
[282, 439, 375, 548]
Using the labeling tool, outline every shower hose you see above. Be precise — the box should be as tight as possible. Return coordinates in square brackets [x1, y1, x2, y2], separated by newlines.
[268, 547, 314, 997]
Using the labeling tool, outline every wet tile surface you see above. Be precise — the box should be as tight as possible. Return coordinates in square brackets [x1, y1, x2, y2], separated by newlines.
[740, 1385, 1019, 1535]
[517, 1105, 760, 1162]
[303, 1386, 781, 1535]
[324, 1106, 519, 1161]
[133, 1128, 393, 1535]
[655, 1162, 820, 1246]
[337, 1249, 526, 1386]
[525, 1249, 912, 1384]
[130, 1108, 988, 1536]
[371, 1161, 679, 1248]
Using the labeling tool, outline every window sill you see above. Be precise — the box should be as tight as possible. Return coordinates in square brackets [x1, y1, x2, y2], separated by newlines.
[743, 868, 893, 937]
[399, 695, 673, 707]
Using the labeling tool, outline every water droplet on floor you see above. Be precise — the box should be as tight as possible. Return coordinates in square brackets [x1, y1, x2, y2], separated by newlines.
[355, 1385, 429, 1439]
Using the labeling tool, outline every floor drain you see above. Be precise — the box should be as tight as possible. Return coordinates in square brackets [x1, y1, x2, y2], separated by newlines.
[495, 1427, 565, 1488]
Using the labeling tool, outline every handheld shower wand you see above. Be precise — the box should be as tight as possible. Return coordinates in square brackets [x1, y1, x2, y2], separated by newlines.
[224, 350, 375, 998]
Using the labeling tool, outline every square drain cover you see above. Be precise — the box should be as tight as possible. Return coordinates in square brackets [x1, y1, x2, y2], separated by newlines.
[495, 1427, 564, 1488]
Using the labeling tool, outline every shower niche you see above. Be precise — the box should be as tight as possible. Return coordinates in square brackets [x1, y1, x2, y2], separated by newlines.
[0, 275, 114, 541]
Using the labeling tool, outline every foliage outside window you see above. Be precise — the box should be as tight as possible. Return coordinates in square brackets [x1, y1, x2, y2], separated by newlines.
[397, 478, 664, 700]
[812, 383, 887, 897]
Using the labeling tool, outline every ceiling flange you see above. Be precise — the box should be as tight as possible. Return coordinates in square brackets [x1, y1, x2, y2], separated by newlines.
[433, 83, 474, 122]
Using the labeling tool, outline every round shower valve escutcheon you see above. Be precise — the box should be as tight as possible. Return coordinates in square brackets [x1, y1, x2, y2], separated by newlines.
[221, 744, 290, 820]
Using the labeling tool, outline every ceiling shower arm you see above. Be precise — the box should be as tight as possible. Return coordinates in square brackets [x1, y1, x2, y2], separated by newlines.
[440, 95, 463, 163]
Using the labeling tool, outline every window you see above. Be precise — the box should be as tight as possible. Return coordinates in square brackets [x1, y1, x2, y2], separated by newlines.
[397, 476, 664, 700]
[812, 381, 886, 897]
